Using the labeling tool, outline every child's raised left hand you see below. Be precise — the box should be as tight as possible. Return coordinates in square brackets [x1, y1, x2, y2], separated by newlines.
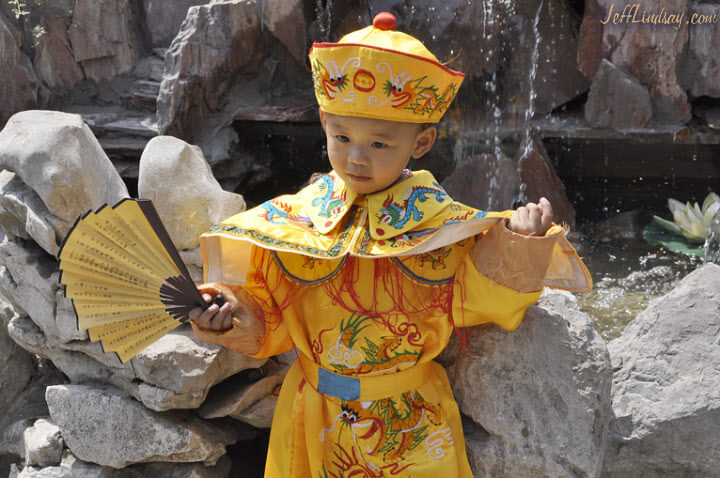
[508, 197, 553, 236]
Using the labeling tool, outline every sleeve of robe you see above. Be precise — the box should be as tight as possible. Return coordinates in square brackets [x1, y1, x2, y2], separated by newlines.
[451, 220, 563, 330]
[191, 245, 295, 358]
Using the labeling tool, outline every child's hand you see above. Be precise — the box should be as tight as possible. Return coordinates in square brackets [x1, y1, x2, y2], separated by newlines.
[188, 283, 264, 355]
[508, 197, 553, 236]
[189, 293, 235, 331]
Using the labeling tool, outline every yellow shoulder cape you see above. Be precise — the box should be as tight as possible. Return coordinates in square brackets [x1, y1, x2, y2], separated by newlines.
[199, 170, 591, 291]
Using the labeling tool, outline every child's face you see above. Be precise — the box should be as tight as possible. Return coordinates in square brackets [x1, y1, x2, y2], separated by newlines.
[319, 110, 436, 195]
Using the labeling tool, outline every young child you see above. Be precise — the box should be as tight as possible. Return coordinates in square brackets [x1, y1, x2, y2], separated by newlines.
[189, 12, 591, 477]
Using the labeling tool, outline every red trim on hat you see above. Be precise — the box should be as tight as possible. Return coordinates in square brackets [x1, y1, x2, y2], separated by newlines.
[309, 42, 466, 78]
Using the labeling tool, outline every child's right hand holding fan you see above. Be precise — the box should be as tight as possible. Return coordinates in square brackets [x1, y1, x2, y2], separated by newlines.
[189, 283, 264, 355]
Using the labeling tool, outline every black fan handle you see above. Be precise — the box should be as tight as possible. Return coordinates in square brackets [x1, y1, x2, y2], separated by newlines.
[210, 295, 225, 308]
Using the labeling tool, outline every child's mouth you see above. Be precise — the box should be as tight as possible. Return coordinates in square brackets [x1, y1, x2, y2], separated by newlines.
[346, 173, 371, 182]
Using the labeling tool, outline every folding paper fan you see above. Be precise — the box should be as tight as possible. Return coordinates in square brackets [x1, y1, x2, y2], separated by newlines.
[58, 198, 217, 363]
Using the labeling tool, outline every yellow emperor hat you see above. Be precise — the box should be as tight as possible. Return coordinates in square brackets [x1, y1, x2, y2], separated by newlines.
[308, 12, 465, 123]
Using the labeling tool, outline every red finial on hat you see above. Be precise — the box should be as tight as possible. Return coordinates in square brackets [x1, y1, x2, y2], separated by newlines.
[373, 12, 397, 31]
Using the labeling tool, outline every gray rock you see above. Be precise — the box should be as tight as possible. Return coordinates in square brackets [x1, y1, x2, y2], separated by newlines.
[441, 153, 519, 212]
[142, 0, 209, 48]
[24, 419, 64, 467]
[10, 452, 232, 478]
[677, 4, 720, 98]
[0, 171, 63, 259]
[33, 11, 85, 91]
[157, 0, 266, 143]
[0, 355, 67, 475]
[1, 233, 262, 414]
[602, 263, 720, 478]
[199, 361, 284, 422]
[234, 395, 277, 429]
[263, 0, 307, 67]
[594, 210, 646, 242]
[8, 312, 266, 412]
[46, 384, 236, 469]
[114, 456, 232, 477]
[10, 451, 113, 478]
[0, 16, 40, 123]
[585, 59, 653, 129]
[0, 237, 85, 344]
[0, 298, 35, 414]
[137, 136, 246, 251]
[67, 0, 141, 82]
[0, 110, 129, 243]
[179, 247, 203, 283]
[578, 0, 691, 124]
[505, 0, 591, 116]
[1, 419, 32, 473]
[443, 290, 612, 478]
[129, 326, 267, 411]
[518, 128, 576, 228]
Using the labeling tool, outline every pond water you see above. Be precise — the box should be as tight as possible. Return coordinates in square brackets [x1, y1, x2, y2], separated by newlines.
[573, 223, 703, 342]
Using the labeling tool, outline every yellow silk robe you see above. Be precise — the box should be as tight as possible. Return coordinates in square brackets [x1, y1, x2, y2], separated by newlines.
[194, 170, 591, 477]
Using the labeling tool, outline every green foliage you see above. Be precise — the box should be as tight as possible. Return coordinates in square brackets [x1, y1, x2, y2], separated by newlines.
[643, 220, 705, 257]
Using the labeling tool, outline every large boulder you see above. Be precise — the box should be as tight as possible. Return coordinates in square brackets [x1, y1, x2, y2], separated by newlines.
[602, 263, 720, 478]
[157, 0, 267, 143]
[442, 290, 612, 477]
[503, 0, 590, 115]
[45, 384, 237, 469]
[199, 360, 285, 428]
[23, 419, 64, 467]
[10, 456, 232, 478]
[142, 0, 209, 48]
[441, 153, 520, 211]
[0, 171, 60, 258]
[0, 16, 41, 123]
[517, 128, 576, 228]
[67, 0, 142, 82]
[262, 0, 308, 67]
[0, 352, 67, 476]
[0, 237, 86, 345]
[0, 299, 35, 415]
[137, 136, 246, 252]
[7, 309, 266, 412]
[585, 59, 653, 129]
[0, 110, 129, 253]
[578, 0, 691, 124]
[367, 0, 588, 117]
[33, 11, 85, 91]
[1, 234, 265, 414]
[677, 4, 720, 99]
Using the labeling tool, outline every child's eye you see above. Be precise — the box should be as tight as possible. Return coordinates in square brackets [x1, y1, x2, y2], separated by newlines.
[334, 135, 349, 143]
[371, 142, 387, 149]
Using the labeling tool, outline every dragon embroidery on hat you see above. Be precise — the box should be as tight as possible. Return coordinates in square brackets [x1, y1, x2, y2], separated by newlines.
[313, 57, 362, 102]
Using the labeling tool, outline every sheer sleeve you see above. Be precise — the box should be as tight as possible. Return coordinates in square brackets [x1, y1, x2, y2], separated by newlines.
[191, 246, 294, 358]
[451, 251, 542, 329]
[450, 221, 559, 329]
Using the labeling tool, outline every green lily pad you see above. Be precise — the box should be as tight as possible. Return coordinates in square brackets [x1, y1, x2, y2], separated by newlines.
[643, 220, 705, 257]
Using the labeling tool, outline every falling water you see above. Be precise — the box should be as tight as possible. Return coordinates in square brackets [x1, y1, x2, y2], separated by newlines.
[315, 0, 333, 42]
[704, 210, 720, 264]
[516, 0, 544, 206]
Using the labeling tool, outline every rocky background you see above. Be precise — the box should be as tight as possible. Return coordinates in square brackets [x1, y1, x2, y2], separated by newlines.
[1, 0, 720, 477]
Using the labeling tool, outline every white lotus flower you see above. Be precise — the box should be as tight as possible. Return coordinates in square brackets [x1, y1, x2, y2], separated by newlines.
[653, 192, 720, 243]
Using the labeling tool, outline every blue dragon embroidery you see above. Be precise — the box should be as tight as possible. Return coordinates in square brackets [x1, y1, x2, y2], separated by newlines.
[378, 184, 448, 229]
[262, 201, 312, 226]
[311, 175, 345, 218]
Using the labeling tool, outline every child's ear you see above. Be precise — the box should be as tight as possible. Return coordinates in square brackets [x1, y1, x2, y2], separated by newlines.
[411, 126, 437, 159]
[319, 108, 327, 132]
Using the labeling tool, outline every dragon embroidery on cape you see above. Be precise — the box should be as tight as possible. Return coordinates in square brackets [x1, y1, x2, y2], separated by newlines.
[311, 175, 347, 218]
[377, 184, 448, 230]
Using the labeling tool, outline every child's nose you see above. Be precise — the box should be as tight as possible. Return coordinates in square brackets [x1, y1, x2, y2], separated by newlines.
[347, 146, 369, 165]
